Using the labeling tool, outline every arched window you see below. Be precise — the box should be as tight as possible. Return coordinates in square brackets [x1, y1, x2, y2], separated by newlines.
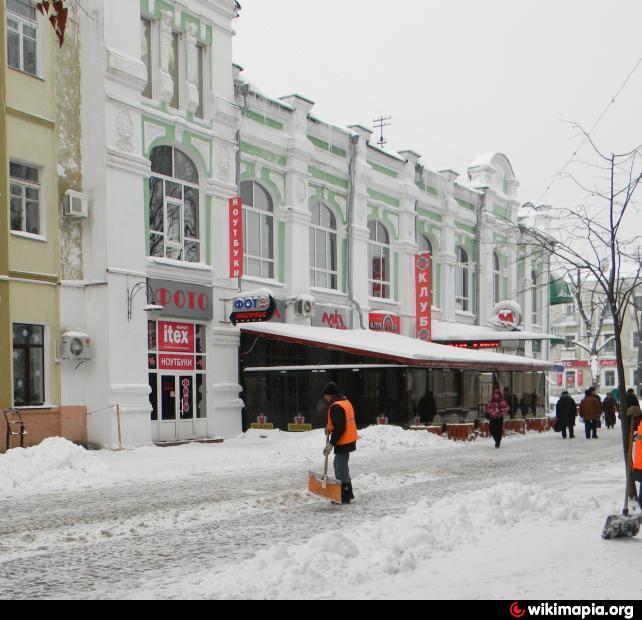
[368, 221, 391, 299]
[532, 271, 539, 325]
[493, 252, 501, 305]
[240, 181, 274, 279]
[149, 145, 200, 262]
[455, 246, 469, 312]
[309, 203, 338, 289]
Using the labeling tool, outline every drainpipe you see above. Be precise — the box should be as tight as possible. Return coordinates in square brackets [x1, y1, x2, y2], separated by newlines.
[476, 190, 487, 326]
[347, 134, 365, 329]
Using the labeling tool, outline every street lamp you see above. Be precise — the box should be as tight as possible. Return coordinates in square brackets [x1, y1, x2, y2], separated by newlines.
[127, 282, 163, 321]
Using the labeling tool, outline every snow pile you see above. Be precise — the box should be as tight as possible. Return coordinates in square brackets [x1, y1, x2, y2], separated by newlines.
[0, 437, 111, 497]
[191, 481, 585, 600]
[357, 424, 455, 451]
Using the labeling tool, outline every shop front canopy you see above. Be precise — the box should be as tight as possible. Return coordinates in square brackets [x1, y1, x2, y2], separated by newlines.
[240, 323, 552, 372]
[431, 320, 558, 344]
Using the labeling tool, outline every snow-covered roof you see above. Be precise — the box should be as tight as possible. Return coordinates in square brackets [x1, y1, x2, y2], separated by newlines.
[240, 323, 552, 371]
[432, 320, 557, 343]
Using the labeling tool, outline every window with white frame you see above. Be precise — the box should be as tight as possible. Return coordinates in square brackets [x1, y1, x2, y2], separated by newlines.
[493, 252, 501, 305]
[148, 146, 200, 262]
[565, 303, 576, 320]
[455, 246, 469, 312]
[604, 369, 616, 387]
[9, 161, 40, 235]
[632, 331, 640, 349]
[603, 334, 616, 354]
[241, 181, 274, 279]
[531, 271, 539, 325]
[563, 335, 576, 349]
[140, 17, 152, 99]
[309, 203, 338, 290]
[6, 0, 38, 76]
[369, 221, 391, 299]
[195, 43, 205, 119]
[168, 31, 180, 109]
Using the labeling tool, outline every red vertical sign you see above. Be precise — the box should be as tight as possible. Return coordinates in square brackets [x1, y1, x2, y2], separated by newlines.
[229, 197, 243, 278]
[415, 253, 432, 341]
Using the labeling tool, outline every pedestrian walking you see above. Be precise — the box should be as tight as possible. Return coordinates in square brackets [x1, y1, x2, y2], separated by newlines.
[486, 388, 509, 449]
[602, 391, 618, 429]
[627, 388, 640, 410]
[322, 382, 358, 505]
[555, 391, 577, 439]
[579, 389, 600, 439]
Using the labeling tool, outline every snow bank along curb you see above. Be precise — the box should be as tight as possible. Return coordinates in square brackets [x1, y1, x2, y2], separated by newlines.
[179, 481, 588, 600]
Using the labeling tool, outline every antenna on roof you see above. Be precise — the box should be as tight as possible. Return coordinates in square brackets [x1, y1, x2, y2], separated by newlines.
[373, 115, 391, 149]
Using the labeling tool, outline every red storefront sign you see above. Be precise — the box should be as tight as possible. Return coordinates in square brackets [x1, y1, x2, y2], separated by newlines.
[415, 253, 432, 341]
[158, 354, 195, 371]
[369, 313, 400, 334]
[229, 197, 243, 278]
[158, 321, 195, 354]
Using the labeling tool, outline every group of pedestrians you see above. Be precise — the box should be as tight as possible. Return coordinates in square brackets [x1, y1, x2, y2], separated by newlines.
[554, 387, 641, 440]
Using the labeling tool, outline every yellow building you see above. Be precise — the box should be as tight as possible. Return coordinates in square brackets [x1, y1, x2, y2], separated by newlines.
[2, 0, 61, 448]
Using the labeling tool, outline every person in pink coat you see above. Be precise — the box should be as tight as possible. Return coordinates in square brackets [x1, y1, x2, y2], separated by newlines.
[486, 388, 510, 449]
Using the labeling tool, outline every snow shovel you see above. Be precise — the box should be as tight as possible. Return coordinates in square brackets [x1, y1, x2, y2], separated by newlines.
[307, 434, 342, 504]
[602, 415, 641, 539]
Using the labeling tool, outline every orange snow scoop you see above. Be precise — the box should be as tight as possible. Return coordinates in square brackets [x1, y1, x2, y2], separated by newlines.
[308, 433, 342, 503]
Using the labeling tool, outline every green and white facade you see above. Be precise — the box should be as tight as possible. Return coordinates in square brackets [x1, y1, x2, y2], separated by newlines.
[22, 0, 552, 447]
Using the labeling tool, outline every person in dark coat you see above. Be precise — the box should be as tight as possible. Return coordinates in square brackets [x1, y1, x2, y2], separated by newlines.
[627, 388, 640, 410]
[555, 391, 577, 439]
[417, 390, 437, 424]
[602, 392, 618, 429]
[579, 389, 600, 439]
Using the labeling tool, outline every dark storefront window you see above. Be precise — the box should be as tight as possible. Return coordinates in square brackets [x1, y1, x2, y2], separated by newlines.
[12, 323, 45, 406]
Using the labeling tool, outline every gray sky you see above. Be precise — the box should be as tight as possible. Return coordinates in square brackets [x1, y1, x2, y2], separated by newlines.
[233, 0, 642, 212]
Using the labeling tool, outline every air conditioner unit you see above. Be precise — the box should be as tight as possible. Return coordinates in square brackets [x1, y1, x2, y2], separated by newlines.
[295, 297, 315, 318]
[60, 332, 92, 361]
[64, 190, 89, 219]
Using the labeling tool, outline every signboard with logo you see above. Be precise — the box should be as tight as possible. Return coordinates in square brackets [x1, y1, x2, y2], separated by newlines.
[148, 279, 213, 321]
[229, 197, 243, 278]
[288, 414, 312, 432]
[230, 289, 276, 325]
[415, 253, 432, 341]
[369, 312, 401, 334]
[488, 301, 522, 331]
[311, 304, 352, 330]
[155, 321, 197, 371]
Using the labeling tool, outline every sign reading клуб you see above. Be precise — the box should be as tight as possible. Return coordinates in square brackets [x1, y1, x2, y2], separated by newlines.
[415, 253, 432, 341]
[148, 279, 213, 321]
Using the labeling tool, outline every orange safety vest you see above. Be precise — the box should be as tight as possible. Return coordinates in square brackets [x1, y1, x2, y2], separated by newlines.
[327, 399, 358, 446]
[634, 419, 642, 471]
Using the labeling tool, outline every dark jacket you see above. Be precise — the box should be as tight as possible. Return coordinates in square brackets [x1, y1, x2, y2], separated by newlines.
[328, 395, 357, 454]
[556, 394, 577, 426]
[627, 392, 640, 409]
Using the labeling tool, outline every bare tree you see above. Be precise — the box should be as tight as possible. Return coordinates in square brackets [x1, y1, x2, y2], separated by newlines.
[508, 127, 642, 476]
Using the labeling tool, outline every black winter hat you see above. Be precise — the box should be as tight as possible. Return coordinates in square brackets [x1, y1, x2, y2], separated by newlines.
[322, 382, 340, 396]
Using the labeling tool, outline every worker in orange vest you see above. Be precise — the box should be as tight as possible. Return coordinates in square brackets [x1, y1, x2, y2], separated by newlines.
[629, 406, 642, 503]
[323, 382, 358, 504]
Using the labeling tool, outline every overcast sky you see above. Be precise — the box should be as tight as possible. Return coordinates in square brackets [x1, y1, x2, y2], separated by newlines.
[233, 1, 642, 214]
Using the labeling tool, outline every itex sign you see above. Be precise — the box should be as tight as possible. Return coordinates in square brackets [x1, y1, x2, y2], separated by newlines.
[230, 288, 276, 325]
[229, 197, 243, 278]
[148, 279, 213, 321]
[415, 253, 432, 341]
[157, 321, 196, 371]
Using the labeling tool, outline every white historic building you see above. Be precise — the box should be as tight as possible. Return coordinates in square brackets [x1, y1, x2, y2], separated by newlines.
[57, 0, 552, 447]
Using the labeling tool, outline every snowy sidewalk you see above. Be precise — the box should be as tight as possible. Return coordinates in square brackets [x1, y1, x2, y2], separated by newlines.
[0, 427, 638, 599]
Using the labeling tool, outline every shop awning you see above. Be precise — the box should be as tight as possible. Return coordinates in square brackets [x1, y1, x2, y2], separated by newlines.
[431, 320, 558, 343]
[240, 323, 552, 372]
